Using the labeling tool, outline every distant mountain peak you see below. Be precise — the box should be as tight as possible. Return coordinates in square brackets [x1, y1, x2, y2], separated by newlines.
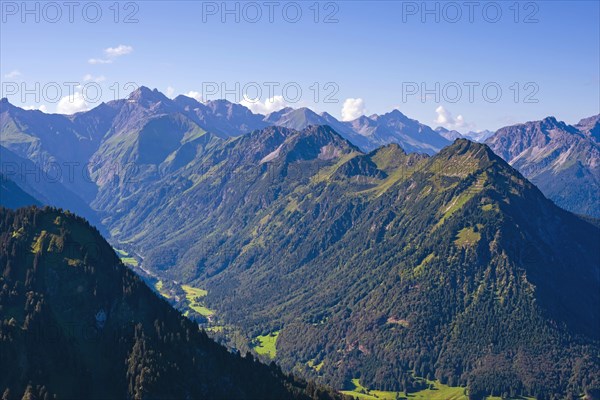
[280, 125, 358, 162]
[266, 107, 294, 116]
[540, 115, 577, 131]
[174, 94, 203, 107]
[439, 138, 498, 165]
[262, 107, 324, 131]
[577, 114, 600, 126]
[127, 86, 170, 104]
[274, 107, 319, 119]
[0, 97, 17, 113]
[375, 109, 410, 122]
[243, 124, 357, 165]
[369, 141, 408, 159]
[515, 116, 580, 138]
[463, 129, 494, 142]
[354, 115, 375, 124]
[575, 114, 600, 141]
[435, 126, 465, 141]
[302, 123, 350, 140]
[388, 109, 407, 117]
[206, 98, 233, 106]
[205, 99, 256, 115]
[296, 107, 318, 115]
[251, 124, 352, 146]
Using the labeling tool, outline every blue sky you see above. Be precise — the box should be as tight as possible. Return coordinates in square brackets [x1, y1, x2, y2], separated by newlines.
[1, 0, 598, 131]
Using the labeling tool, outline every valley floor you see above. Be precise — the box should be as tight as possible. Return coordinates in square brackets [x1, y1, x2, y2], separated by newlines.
[341, 378, 536, 400]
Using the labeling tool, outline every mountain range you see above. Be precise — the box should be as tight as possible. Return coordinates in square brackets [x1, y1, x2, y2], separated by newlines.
[485, 115, 600, 217]
[1, 87, 600, 398]
[2, 87, 598, 218]
[435, 127, 495, 142]
[0, 88, 451, 217]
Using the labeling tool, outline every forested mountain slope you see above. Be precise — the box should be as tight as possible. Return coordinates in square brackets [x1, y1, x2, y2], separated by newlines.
[0, 206, 344, 400]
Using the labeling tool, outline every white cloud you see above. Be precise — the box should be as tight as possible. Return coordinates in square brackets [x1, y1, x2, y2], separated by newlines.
[88, 58, 113, 65]
[434, 106, 473, 130]
[341, 98, 366, 121]
[23, 104, 48, 113]
[83, 74, 106, 82]
[166, 86, 175, 98]
[4, 70, 22, 79]
[240, 95, 288, 115]
[185, 91, 203, 102]
[56, 92, 88, 114]
[88, 44, 133, 64]
[104, 45, 133, 57]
